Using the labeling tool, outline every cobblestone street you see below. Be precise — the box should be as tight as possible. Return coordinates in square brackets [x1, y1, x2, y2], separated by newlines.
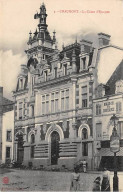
[0, 169, 123, 191]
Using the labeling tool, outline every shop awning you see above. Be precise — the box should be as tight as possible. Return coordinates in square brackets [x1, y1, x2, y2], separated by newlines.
[100, 147, 123, 156]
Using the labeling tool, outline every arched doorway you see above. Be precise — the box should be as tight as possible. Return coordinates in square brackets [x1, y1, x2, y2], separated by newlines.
[51, 131, 60, 165]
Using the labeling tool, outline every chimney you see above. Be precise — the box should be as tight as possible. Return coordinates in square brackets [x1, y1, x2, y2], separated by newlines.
[98, 32, 111, 48]
[80, 39, 92, 53]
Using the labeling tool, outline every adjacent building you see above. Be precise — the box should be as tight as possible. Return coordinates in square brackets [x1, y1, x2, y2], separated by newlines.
[13, 3, 123, 170]
[0, 87, 14, 164]
[93, 60, 123, 170]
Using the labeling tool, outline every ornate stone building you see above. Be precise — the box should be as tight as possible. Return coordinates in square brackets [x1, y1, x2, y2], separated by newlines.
[13, 3, 123, 170]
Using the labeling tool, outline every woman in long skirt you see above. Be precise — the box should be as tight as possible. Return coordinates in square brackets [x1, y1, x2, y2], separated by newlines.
[101, 168, 110, 191]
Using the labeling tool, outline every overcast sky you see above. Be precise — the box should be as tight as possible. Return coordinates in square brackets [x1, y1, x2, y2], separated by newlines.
[0, 0, 123, 99]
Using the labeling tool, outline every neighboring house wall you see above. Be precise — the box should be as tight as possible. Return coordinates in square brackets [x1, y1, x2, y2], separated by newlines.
[0, 87, 3, 162]
[2, 110, 14, 163]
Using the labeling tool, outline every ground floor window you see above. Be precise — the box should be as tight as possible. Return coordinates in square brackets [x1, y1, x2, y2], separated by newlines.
[82, 142, 88, 156]
[6, 147, 10, 158]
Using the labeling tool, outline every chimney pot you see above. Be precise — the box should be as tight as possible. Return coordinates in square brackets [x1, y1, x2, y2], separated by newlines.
[98, 32, 111, 48]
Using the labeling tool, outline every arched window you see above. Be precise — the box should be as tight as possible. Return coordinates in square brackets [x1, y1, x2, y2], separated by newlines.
[31, 134, 35, 144]
[82, 128, 88, 139]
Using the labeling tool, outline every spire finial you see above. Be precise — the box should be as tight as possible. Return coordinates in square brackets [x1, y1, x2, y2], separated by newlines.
[34, 28, 38, 36]
[29, 31, 32, 36]
[53, 30, 56, 42]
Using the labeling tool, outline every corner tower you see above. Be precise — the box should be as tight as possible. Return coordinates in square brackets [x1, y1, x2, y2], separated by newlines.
[26, 3, 57, 67]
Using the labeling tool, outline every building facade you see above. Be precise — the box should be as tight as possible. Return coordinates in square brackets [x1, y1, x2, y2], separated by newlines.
[13, 3, 123, 170]
[93, 61, 123, 170]
[0, 87, 14, 164]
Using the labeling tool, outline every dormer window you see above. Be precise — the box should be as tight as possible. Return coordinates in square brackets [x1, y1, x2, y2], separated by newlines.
[54, 67, 57, 78]
[115, 80, 123, 94]
[82, 57, 86, 70]
[43, 54, 45, 60]
[64, 64, 67, 76]
[19, 78, 23, 89]
[44, 71, 47, 81]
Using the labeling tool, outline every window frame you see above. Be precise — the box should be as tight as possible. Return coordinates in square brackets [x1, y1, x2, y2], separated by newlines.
[6, 130, 12, 142]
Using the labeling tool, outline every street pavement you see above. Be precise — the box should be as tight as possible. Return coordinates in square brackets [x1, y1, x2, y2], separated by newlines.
[0, 169, 123, 191]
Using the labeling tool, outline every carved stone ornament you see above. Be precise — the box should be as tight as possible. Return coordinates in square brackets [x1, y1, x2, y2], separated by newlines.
[72, 122, 77, 130]
[43, 124, 47, 134]
[51, 123, 57, 131]
[81, 119, 87, 125]
[62, 120, 67, 132]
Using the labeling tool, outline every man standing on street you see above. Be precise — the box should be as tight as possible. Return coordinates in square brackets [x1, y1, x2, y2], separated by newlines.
[83, 159, 87, 173]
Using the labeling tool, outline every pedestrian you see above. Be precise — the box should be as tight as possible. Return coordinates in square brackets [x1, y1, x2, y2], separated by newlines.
[83, 159, 87, 173]
[92, 176, 101, 191]
[101, 167, 110, 191]
[70, 166, 80, 191]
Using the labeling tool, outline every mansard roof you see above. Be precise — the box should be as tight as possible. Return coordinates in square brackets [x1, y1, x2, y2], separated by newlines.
[105, 59, 123, 95]
[1, 97, 14, 113]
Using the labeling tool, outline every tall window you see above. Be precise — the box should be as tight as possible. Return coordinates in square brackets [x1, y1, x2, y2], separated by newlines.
[82, 86, 88, 108]
[82, 57, 86, 70]
[118, 122, 123, 138]
[65, 90, 69, 110]
[96, 123, 102, 140]
[64, 64, 67, 76]
[19, 78, 23, 89]
[54, 67, 57, 78]
[96, 104, 101, 115]
[115, 80, 123, 94]
[55, 92, 59, 112]
[82, 128, 88, 139]
[6, 130, 12, 142]
[19, 102, 23, 119]
[6, 147, 10, 158]
[116, 102, 122, 113]
[51, 93, 55, 113]
[42, 54, 45, 60]
[42, 95, 45, 114]
[23, 101, 28, 117]
[31, 134, 35, 144]
[42, 102, 45, 114]
[61, 91, 65, 111]
[82, 143, 88, 156]
[44, 71, 47, 81]
[31, 105, 34, 117]
[61, 90, 69, 111]
[46, 95, 49, 113]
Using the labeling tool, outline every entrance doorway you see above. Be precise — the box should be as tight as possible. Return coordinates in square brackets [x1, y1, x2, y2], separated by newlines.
[51, 131, 60, 165]
[17, 134, 24, 164]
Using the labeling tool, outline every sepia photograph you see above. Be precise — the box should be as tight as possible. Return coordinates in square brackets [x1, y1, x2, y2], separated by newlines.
[0, 0, 123, 192]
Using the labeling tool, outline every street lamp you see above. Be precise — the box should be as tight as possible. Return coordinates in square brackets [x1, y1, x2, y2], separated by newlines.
[110, 114, 120, 192]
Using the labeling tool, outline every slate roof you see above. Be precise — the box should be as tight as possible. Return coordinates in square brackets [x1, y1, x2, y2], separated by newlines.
[105, 59, 123, 95]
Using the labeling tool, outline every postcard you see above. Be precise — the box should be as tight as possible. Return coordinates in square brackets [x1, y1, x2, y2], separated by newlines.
[0, 0, 123, 192]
